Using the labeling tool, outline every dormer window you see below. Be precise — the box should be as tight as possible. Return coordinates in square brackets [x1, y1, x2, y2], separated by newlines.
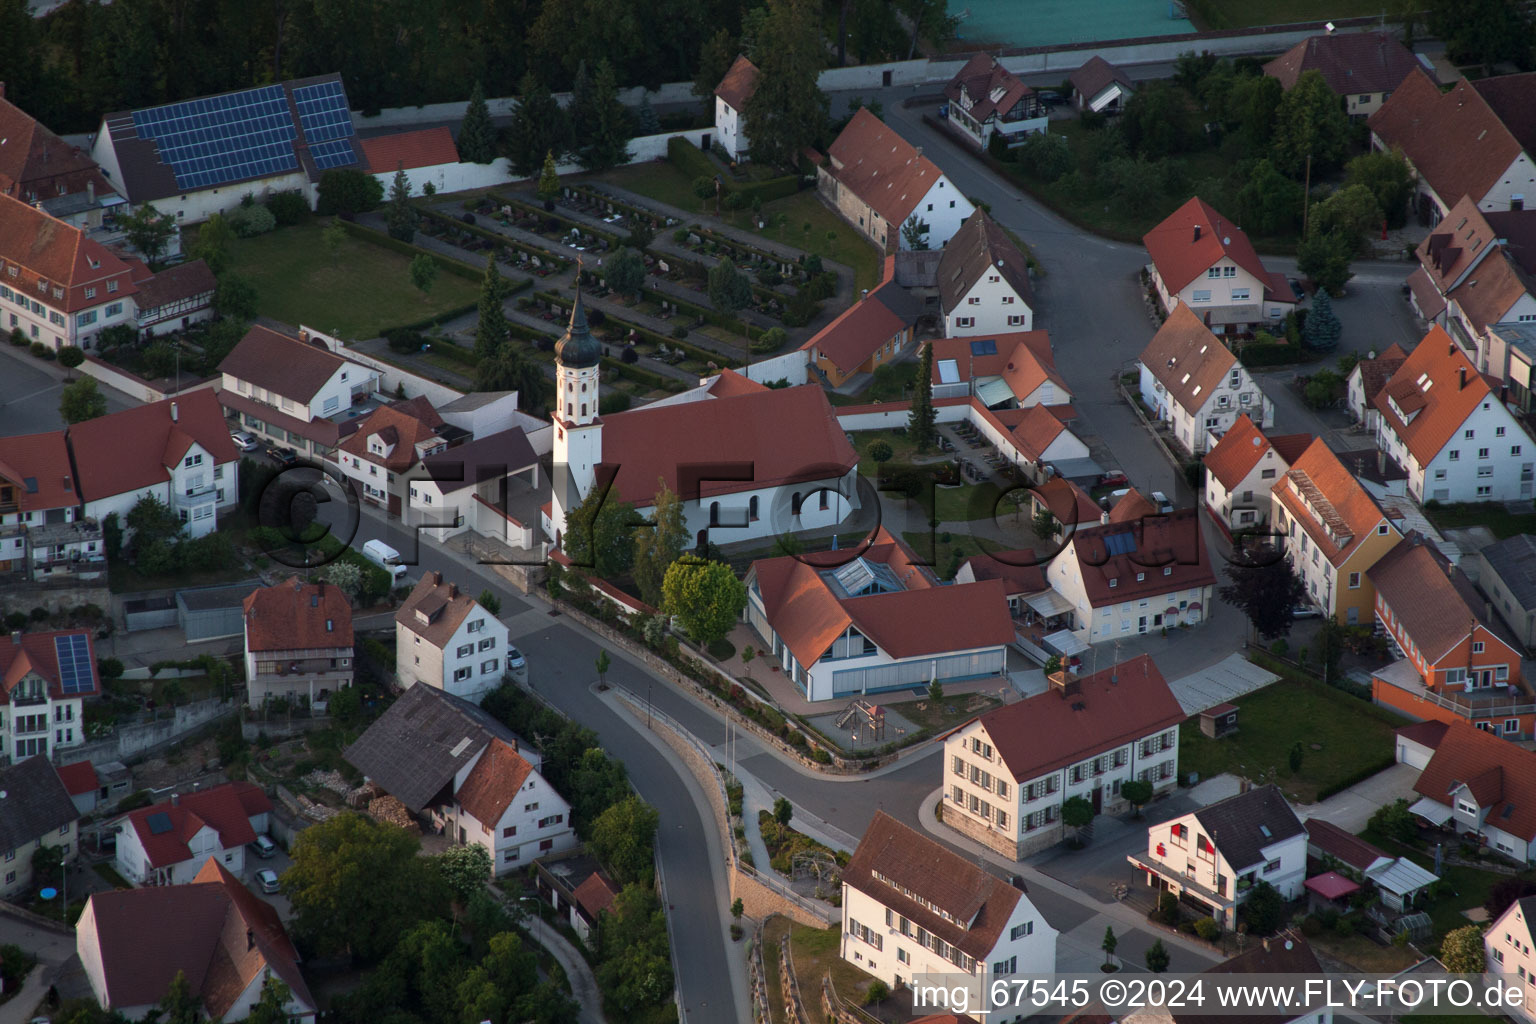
[107, 280, 118, 293]
[84, 287, 97, 299]
[1109, 578, 1118, 588]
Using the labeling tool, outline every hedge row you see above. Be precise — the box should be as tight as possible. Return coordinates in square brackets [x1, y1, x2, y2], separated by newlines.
[384, 302, 479, 337]
[491, 194, 622, 246]
[417, 207, 571, 271]
[535, 291, 732, 369]
[1238, 342, 1319, 368]
[1316, 755, 1398, 801]
[333, 218, 482, 282]
[689, 225, 793, 270]
[665, 137, 799, 204]
[661, 250, 782, 311]
[569, 184, 663, 225]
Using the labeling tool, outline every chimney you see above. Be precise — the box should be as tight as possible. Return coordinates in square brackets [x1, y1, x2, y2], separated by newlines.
[1100, 510, 1110, 525]
[914, 146, 923, 158]
[448, 583, 458, 599]
[861, 289, 869, 300]
[1263, 937, 1271, 952]
[1193, 224, 1201, 242]
[170, 401, 178, 422]
[1459, 366, 1468, 390]
[171, 792, 180, 807]
[8, 631, 18, 647]
[1049, 668, 1080, 697]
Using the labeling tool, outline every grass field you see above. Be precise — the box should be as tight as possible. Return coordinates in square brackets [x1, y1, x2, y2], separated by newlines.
[593, 162, 883, 292]
[226, 221, 480, 339]
[763, 917, 879, 1015]
[1178, 672, 1408, 803]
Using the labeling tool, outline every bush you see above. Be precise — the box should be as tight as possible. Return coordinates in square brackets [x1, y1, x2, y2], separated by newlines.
[1153, 892, 1179, 926]
[671, 325, 688, 339]
[385, 328, 424, 353]
[30, 606, 49, 622]
[98, 657, 125, 681]
[598, 392, 632, 415]
[1193, 916, 1221, 941]
[264, 190, 311, 225]
[227, 203, 278, 238]
[29, 341, 53, 359]
[1239, 342, 1310, 368]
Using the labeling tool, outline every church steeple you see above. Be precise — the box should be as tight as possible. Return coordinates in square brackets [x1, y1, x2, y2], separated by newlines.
[554, 274, 602, 369]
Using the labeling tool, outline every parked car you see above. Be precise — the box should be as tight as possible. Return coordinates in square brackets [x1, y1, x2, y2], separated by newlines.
[1288, 278, 1306, 303]
[1150, 491, 1174, 514]
[506, 643, 528, 683]
[1291, 603, 1323, 620]
[230, 430, 260, 452]
[267, 445, 299, 467]
[251, 834, 277, 858]
[1036, 89, 1068, 107]
[1099, 471, 1129, 489]
[256, 868, 280, 894]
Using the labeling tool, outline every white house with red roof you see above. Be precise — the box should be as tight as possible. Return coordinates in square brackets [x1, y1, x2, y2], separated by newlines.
[77, 857, 317, 1021]
[943, 658, 1183, 858]
[243, 577, 354, 711]
[939, 209, 1036, 336]
[1346, 343, 1409, 432]
[942, 54, 1047, 150]
[335, 395, 457, 514]
[930, 331, 1069, 409]
[1405, 719, 1536, 864]
[744, 528, 1014, 703]
[0, 429, 102, 580]
[114, 781, 272, 887]
[1139, 304, 1273, 455]
[1201, 414, 1313, 534]
[713, 55, 759, 162]
[0, 629, 97, 761]
[1374, 326, 1534, 502]
[546, 296, 860, 548]
[818, 109, 974, 252]
[1143, 197, 1295, 333]
[68, 390, 240, 539]
[58, 760, 102, 816]
[357, 126, 482, 197]
[1045, 508, 1217, 640]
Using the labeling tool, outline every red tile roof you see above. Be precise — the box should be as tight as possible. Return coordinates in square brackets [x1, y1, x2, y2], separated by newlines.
[1202, 414, 1312, 491]
[1066, 508, 1215, 607]
[714, 54, 760, 111]
[1368, 535, 1522, 673]
[843, 811, 1023, 961]
[242, 576, 353, 655]
[395, 571, 482, 649]
[943, 54, 1034, 125]
[705, 368, 769, 397]
[958, 549, 1046, 596]
[938, 209, 1035, 312]
[826, 108, 950, 229]
[56, 759, 99, 797]
[1139, 303, 1239, 414]
[0, 192, 140, 313]
[1273, 439, 1395, 568]
[454, 738, 534, 826]
[338, 396, 447, 473]
[600, 384, 858, 506]
[956, 655, 1184, 781]
[0, 93, 116, 202]
[1304, 818, 1391, 874]
[1034, 476, 1100, 529]
[0, 430, 76, 511]
[1263, 32, 1420, 96]
[1107, 488, 1157, 524]
[1305, 870, 1360, 901]
[802, 258, 913, 375]
[1470, 72, 1536, 161]
[218, 324, 349, 404]
[998, 403, 1071, 462]
[0, 629, 98, 701]
[749, 527, 1012, 667]
[135, 259, 217, 317]
[123, 782, 271, 869]
[1143, 197, 1276, 297]
[358, 127, 460, 173]
[1406, 266, 1448, 320]
[1374, 326, 1502, 467]
[929, 331, 1066, 403]
[571, 870, 620, 919]
[67, 389, 238, 502]
[1352, 343, 1409, 409]
[1396, 719, 1449, 749]
[83, 856, 313, 1018]
[1414, 720, 1536, 840]
[1368, 70, 1525, 209]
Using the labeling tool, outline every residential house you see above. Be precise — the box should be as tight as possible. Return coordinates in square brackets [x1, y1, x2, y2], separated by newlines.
[1485, 895, 1536, 1019]
[1404, 196, 1536, 368]
[1201, 414, 1312, 535]
[801, 256, 921, 387]
[242, 577, 354, 711]
[77, 857, 317, 1021]
[1345, 344, 1409, 431]
[67, 390, 240, 539]
[1304, 817, 1437, 912]
[0, 85, 120, 226]
[406, 427, 543, 552]
[218, 324, 381, 462]
[0, 629, 98, 760]
[1142, 197, 1295, 332]
[132, 260, 217, 337]
[1271, 438, 1403, 623]
[93, 74, 360, 225]
[114, 781, 272, 886]
[546, 296, 861, 547]
[929, 332, 1069, 408]
[534, 852, 620, 944]
[987, 405, 1090, 477]
[938, 209, 1036, 336]
[1263, 32, 1421, 118]
[841, 811, 1057, 1018]
[344, 683, 578, 873]
[942, 54, 1047, 149]
[1373, 326, 1533, 502]
[1129, 784, 1307, 928]
[942, 657, 1183, 859]
[0, 756, 79, 900]
[395, 571, 508, 703]
[0, 430, 102, 580]
[1476, 533, 1536, 647]
[1368, 69, 1536, 224]
[1069, 56, 1135, 114]
[713, 55, 759, 162]
[744, 527, 1014, 703]
[818, 108, 975, 252]
[1406, 719, 1536, 864]
[954, 549, 1049, 621]
[1370, 534, 1534, 738]
[1031, 476, 1103, 540]
[336, 396, 462, 514]
[1396, 719, 1449, 770]
[1486, 322, 1536, 414]
[1139, 304, 1274, 454]
[1045, 508, 1216, 640]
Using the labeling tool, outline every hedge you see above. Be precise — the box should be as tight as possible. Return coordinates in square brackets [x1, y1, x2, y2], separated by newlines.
[417, 207, 571, 271]
[1238, 342, 1319, 368]
[1316, 755, 1398, 801]
[665, 137, 798, 204]
[662, 250, 783, 311]
[383, 302, 479, 336]
[333, 218, 483, 282]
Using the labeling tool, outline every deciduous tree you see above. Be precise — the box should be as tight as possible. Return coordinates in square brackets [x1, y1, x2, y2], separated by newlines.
[1428, 0, 1533, 75]
[1234, 159, 1301, 237]
[908, 341, 936, 452]
[245, 977, 295, 1024]
[475, 342, 548, 411]
[60, 377, 108, 424]
[590, 795, 658, 885]
[1061, 795, 1094, 845]
[1345, 149, 1414, 229]
[118, 204, 176, 264]
[563, 486, 641, 578]
[692, 28, 736, 112]
[661, 557, 747, 648]
[409, 254, 438, 298]
[1296, 228, 1355, 297]
[901, 215, 930, 250]
[435, 842, 493, 903]
[214, 272, 259, 321]
[316, 168, 384, 216]
[192, 213, 234, 274]
[604, 247, 647, 299]
[1441, 924, 1487, 973]
[1218, 544, 1307, 641]
[1120, 779, 1153, 818]
[1241, 880, 1284, 936]
[1102, 926, 1118, 967]
[633, 480, 689, 607]
[1271, 70, 1350, 177]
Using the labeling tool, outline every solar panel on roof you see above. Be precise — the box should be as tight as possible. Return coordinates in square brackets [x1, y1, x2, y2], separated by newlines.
[54, 633, 94, 694]
[1103, 532, 1137, 557]
[970, 339, 998, 356]
[147, 812, 174, 835]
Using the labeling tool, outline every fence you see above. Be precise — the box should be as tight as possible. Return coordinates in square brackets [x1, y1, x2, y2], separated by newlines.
[749, 925, 772, 1024]
[79, 355, 219, 404]
[780, 940, 809, 1024]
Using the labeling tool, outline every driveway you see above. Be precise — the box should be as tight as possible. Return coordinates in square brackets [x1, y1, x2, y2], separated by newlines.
[245, 847, 294, 920]
[1292, 762, 1422, 833]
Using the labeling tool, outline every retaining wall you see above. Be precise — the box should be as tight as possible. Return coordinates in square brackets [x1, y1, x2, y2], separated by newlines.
[1, 583, 109, 616]
[69, 697, 236, 765]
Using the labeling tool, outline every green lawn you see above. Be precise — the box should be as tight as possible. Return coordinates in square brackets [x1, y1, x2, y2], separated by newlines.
[1188, 0, 1393, 29]
[1178, 671, 1409, 803]
[1426, 500, 1536, 539]
[225, 221, 480, 339]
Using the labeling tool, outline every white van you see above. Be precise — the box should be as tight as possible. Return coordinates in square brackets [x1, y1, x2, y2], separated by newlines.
[361, 539, 409, 581]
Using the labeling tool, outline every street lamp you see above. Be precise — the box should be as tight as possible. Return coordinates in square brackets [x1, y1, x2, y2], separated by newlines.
[519, 896, 545, 947]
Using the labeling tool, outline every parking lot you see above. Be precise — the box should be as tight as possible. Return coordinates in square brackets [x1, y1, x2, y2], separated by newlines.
[0, 347, 133, 436]
[245, 842, 294, 921]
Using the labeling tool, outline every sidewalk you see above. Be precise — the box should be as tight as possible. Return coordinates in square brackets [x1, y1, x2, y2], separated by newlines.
[484, 881, 604, 1024]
